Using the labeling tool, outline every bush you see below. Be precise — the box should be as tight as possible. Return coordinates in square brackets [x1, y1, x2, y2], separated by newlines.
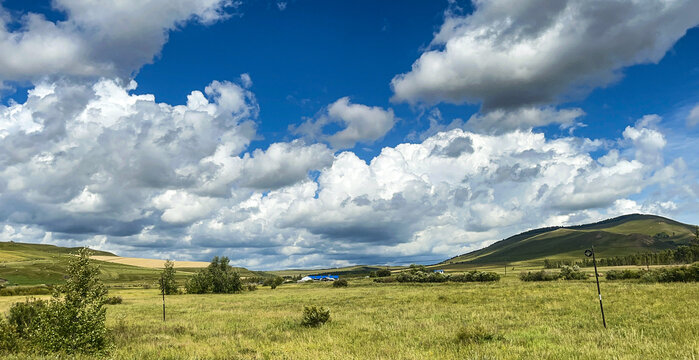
[395, 270, 500, 283]
[645, 264, 699, 283]
[605, 264, 699, 282]
[105, 296, 122, 305]
[246, 284, 257, 291]
[0, 318, 18, 353]
[7, 298, 48, 338]
[605, 269, 643, 280]
[519, 270, 561, 281]
[375, 269, 392, 277]
[450, 270, 501, 282]
[301, 306, 330, 327]
[332, 279, 348, 287]
[0, 285, 53, 297]
[560, 265, 587, 280]
[263, 276, 284, 290]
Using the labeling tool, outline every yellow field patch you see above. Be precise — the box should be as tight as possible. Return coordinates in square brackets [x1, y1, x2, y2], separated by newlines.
[91, 256, 209, 269]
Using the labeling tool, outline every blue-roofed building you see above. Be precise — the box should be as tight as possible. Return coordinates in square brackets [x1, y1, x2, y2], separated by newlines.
[309, 275, 339, 281]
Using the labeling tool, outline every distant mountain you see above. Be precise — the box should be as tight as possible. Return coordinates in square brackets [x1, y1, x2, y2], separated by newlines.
[443, 214, 697, 266]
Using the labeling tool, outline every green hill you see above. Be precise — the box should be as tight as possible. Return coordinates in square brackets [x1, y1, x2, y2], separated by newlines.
[0, 241, 258, 286]
[443, 214, 697, 266]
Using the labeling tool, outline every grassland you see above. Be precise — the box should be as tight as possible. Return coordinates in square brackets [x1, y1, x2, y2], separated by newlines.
[0, 241, 261, 286]
[446, 214, 697, 267]
[1, 269, 697, 359]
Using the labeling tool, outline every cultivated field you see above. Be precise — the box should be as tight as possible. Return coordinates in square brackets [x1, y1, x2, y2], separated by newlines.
[1, 276, 697, 359]
[90, 256, 210, 269]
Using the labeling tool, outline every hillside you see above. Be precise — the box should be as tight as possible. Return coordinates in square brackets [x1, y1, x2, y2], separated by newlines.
[443, 214, 697, 267]
[0, 241, 259, 286]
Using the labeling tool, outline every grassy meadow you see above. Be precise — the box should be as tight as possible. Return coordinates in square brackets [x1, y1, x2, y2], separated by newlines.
[1, 273, 697, 359]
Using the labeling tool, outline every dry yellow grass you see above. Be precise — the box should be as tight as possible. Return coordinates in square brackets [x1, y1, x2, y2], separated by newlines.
[90, 256, 209, 269]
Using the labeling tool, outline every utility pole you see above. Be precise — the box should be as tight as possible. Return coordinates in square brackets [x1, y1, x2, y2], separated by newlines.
[585, 246, 606, 328]
[160, 274, 166, 322]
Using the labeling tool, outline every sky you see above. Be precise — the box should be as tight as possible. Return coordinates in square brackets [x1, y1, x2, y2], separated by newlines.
[0, 0, 698, 269]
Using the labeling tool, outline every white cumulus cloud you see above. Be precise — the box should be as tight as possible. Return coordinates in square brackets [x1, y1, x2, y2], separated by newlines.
[391, 0, 699, 110]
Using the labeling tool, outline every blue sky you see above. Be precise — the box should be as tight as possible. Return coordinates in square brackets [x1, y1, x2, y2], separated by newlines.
[0, 0, 697, 269]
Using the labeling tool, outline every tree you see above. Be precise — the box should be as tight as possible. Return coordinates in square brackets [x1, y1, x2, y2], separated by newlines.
[185, 256, 242, 294]
[36, 247, 109, 353]
[159, 260, 178, 295]
[263, 276, 284, 289]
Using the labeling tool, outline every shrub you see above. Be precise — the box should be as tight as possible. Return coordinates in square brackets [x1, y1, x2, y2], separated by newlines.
[301, 306, 330, 327]
[560, 265, 587, 280]
[605, 269, 643, 280]
[332, 279, 348, 288]
[0, 285, 53, 297]
[606, 264, 699, 282]
[375, 269, 392, 277]
[105, 296, 123, 305]
[7, 298, 48, 338]
[264, 276, 284, 290]
[647, 264, 699, 283]
[0, 318, 18, 353]
[519, 270, 561, 281]
[396, 270, 500, 283]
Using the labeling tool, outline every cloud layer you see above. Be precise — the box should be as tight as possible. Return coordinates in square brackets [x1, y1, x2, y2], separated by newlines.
[1, 80, 694, 268]
[391, 0, 699, 110]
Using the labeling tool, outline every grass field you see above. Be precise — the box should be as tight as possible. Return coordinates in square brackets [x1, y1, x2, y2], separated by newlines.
[445, 215, 697, 267]
[1, 273, 697, 359]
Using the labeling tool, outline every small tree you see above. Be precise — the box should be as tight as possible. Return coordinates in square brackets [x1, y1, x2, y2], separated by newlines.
[159, 260, 178, 295]
[35, 247, 109, 354]
[264, 276, 284, 289]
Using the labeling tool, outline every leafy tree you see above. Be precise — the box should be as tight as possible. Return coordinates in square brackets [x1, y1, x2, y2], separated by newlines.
[35, 247, 109, 354]
[185, 256, 242, 294]
[159, 260, 178, 295]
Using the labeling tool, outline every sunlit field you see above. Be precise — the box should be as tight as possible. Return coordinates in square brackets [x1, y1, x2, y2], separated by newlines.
[1, 275, 697, 359]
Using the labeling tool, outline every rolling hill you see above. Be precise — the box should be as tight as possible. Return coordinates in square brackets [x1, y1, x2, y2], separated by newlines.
[0, 241, 259, 286]
[442, 214, 697, 267]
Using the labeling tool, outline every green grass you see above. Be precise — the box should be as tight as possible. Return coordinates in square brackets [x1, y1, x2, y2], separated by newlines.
[0, 242, 260, 286]
[445, 214, 696, 267]
[0, 276, 696, 359]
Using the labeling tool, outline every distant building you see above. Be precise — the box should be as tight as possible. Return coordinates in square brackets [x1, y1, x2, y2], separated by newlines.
[298, 275, 339, 282]
[309, 275, 339, 281]
[433, 269, 444, 274]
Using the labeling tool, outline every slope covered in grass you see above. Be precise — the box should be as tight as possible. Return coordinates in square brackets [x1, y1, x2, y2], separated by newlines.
[0, 241, 258, 286]
[444, 214, 696, 266]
